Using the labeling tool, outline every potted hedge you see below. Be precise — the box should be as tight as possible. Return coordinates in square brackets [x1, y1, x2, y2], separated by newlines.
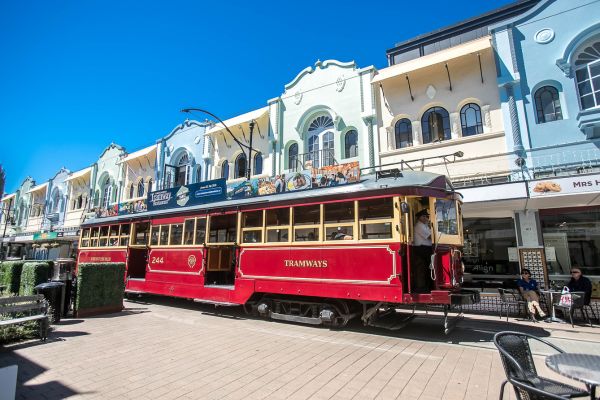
[75, 263, 125, 317]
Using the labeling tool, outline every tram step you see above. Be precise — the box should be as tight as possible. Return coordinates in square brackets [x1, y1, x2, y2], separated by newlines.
[368, 312, 415, 330]
[192, 299, 239, 307]
[270, 312, 323, 325]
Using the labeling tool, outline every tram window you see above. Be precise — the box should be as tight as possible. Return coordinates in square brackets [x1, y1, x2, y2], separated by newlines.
[91, 238, 99, 247]
[99, 226, 109, 237]
[82, 228, 91, 239]
[266, 229, 289, 242]
[120, 224, 130, 236]
[195, 218, 207, 244]
[358, 198, 394, 220]
[360, 222, 392, 239]
[266, 208, 290, 226]
[242, 210, 263, 228]
[91, 227, 100, 238]
[109, 225, 119, 237]
[435, 199, 458, 235]
[209, 214, 237, 243]
[150, 226, 159, 246]
[170, 224, 183, 245]
[294, 227, 319, 242]
[133, 222, 149, 245]
[183, 219, 195, 245]
[325, 226, 354, 241]
[159, 225, 170, 246]
[324, 201, 355, 223]
[293, 205, 320, 225]
[99, 238, 108, 247]
[243, 231, 262, 243]
[81, 239, 89, 248]
[119, 236, 129, 246]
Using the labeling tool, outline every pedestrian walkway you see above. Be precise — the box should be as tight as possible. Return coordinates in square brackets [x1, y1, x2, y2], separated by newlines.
[1, 296, 597, 399]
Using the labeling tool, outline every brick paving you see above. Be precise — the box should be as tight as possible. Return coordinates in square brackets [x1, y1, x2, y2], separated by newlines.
[1, 296, 598, 399]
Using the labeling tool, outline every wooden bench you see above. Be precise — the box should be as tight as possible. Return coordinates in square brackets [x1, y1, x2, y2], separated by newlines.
[0, 295, 49, 341]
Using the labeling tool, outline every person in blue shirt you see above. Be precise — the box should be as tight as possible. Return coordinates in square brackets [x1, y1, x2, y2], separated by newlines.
[516, 269, 546, 320]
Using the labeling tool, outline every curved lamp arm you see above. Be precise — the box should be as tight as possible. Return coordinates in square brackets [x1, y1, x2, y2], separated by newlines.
[181, 108, 251, 152]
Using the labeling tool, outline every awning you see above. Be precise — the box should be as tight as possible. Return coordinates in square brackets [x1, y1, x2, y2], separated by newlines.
[1, 193, 16, 202]
[119, 144, 157, 164]
[206, 107, 268, 136]
[65, 167, 92, 182]
[26, 182, 48, 194]
[372, 36, 492, 84]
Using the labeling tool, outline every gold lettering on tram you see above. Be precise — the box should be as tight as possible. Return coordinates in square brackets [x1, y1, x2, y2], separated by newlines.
[89, 257, 111, 262]
[284, 260, 328, 268]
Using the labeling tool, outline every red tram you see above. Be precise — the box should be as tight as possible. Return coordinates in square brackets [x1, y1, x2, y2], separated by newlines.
[78, 170, 479, 331]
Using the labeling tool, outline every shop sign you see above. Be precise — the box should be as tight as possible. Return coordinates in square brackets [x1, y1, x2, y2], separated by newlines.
[529, 173, 600, 197]
[33, 232, 58, 241]
[63, 230, 80, 237]
[14, 234, 34, 242]
[148, 179, 227, 212]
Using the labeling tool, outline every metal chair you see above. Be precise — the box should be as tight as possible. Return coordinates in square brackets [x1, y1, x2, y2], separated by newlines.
[552, 292, 592, 328]
[498, 288, 529, 321]
[493, 331, 589, 400]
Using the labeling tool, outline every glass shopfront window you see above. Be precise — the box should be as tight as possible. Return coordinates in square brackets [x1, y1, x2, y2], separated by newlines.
[540, 207, 600, 298]
[462, 217, 520, 289]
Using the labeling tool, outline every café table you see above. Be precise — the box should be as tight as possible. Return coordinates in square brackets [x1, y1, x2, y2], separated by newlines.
[539, 289, 565, 323]
[546, 353, 600, 399]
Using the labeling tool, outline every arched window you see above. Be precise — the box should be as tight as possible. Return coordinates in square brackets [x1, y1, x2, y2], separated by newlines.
[196, 166, 202, 183]
[147, 178, 153, 192]
[102, 177, 112, 208]
[307, 115, 335, 168]
[288, 143, 298, 170]
[221, 160, 229, 179]
[421, 107, 450, 144]
[460, 103, 484, 135]
[235, 153, 247, 178]
[253, 153, 263, 175]
[575, 40, 600, 110]
[175, 153, 191, 187]
[137, 180, 145, 197]
[394, 119, 413, 149]
[344, 130, 358, 158]
[129, 183, 134, 199]
[77, 195, 83, 210]
[534, 86, 563, 123]
[52, 191, 60, 213]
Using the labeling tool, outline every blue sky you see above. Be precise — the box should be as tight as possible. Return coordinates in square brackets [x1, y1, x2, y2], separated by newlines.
[0, 0, 513, 193]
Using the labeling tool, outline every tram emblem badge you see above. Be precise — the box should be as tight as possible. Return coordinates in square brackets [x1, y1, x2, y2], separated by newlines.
[187, 255, 197, 268]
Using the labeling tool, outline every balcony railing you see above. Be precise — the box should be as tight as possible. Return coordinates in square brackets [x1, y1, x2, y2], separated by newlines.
[289, 149, 338, 171]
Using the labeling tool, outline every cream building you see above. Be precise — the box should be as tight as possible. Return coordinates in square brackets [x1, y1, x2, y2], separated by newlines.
[64, 167, 92, 229]
[118, 144, 157, 203]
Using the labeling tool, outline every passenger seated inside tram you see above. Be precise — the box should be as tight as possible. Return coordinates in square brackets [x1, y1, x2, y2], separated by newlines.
[334, 227, 352, 240]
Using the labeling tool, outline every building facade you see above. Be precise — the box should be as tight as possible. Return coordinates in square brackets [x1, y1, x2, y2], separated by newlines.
[492, 0, 600, 295]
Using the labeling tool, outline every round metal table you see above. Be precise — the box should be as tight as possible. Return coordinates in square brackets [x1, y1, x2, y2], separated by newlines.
[546, 353, 600, 399]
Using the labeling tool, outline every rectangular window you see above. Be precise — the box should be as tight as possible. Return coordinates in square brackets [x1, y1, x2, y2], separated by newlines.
[243, 231, 262, 243]
[82, 228, 91, 239]
[159, 225, 169, 246]
[184, 219, 195, 245]
[266, 229, 289, 243]
[99, 226, 109, 237]
[81, 239, 89, 248]
[242, 210, 263, 244]
[435, 199, 458, 235]
[266, 208, 290, 226]
[358, 198, 394, 240]
[170, 224, 183, 246]
[195, 218, 206, 244]
[294, 205, 320, 225]
[99, 238, 108, 247]
[266, 208, 290, 243]
[91, 227, 100, 238]
[324, 201, 354, 223]
[294, 227, 319, 242]
[133, 222, 149, 245]
[208, 214, 237, 243]
[109, 225, 119, 237]
[150, 226, 159, 246]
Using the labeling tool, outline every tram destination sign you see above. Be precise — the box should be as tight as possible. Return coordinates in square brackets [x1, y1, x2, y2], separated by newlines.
[147, 179, 227, 211]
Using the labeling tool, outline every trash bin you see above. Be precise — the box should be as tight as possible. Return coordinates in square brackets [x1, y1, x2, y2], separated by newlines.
[35, 281, 65, 323]
[52, 258, 76, 317]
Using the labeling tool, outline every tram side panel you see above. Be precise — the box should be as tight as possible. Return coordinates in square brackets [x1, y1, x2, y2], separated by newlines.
[238, 243, 403, 302]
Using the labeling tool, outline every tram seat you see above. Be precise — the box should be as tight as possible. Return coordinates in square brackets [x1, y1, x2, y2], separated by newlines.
[493, 331, 589, 400]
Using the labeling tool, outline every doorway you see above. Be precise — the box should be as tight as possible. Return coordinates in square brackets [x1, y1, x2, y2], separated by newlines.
[127, 247, 147, 279]
[204, 246, 236, 287]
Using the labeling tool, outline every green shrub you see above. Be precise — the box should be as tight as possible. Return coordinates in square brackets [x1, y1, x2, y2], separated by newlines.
[19, 262, 50, 295]
[0, 261, 24, 294]
[76, 263, 125, 312]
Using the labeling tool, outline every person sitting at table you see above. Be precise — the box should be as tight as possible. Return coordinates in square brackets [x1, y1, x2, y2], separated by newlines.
[567, 266, 593, 305]
[517, 269, 546, 320]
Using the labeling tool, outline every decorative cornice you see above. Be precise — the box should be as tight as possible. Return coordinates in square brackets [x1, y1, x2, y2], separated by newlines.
[163, 119, 208, 141]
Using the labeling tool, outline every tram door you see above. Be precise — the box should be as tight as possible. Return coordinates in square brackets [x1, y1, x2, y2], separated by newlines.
[127, 247, 148, 279]
[204, 246, 236, 286]
[407, 197, 433, 293]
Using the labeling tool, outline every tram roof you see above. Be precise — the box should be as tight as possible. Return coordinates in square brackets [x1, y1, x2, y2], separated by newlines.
[83, 171, 457, 226]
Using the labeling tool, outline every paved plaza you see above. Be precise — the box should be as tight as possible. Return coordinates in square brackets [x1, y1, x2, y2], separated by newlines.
[1, 296, 598, 400]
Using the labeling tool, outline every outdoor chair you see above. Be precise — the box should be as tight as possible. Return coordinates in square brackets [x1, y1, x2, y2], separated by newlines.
[498, 288, 529, 321]
[493, 331, 589, 400]
[553, 292, 594, 328]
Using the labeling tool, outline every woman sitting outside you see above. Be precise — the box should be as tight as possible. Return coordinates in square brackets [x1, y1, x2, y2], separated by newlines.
[517, 269, 547, 320]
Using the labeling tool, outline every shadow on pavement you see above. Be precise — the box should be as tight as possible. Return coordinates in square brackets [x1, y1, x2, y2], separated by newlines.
[0, 352, 84, 399]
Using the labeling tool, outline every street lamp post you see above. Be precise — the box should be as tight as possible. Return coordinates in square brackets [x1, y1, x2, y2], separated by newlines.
[181, 108, 257, 181]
